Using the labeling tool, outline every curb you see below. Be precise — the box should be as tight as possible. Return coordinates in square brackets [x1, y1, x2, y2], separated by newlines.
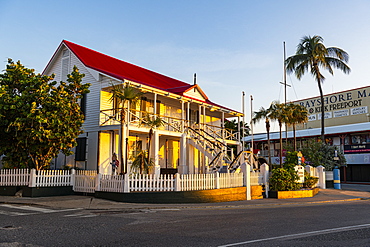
[1, 197, 368, 211]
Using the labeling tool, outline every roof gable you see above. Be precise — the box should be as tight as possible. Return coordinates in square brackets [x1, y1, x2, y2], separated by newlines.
[182, 85, 208, 101]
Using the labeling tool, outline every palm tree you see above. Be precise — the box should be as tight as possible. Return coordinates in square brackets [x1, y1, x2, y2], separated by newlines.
[285, 103, 308, 151]
[109, 83, 143, 173]
[286, 35, 350, 141]
[269, 101, 289, 166]
[252, 107, 272, 164]
[141, 113, 164, 167]
[131, 150, 154, 174]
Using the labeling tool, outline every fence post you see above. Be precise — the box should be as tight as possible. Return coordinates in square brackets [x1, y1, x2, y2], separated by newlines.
[95, 173, 102, 191]
[124, 173, 130, 193]
[260, 164, 269, 198]
[174, 173, 181, 191]
[317, 165, 326, 189]
[70, 169, 75, 187]
[305, 165, 313, 176]
[245, 164, 251, 200]
[29, 169, 37, 187]
[240, 163, 251, 200]
[215, 172, 220, 189]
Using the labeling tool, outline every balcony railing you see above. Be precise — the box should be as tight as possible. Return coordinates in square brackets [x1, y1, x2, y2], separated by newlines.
[99, 108, 239, 142]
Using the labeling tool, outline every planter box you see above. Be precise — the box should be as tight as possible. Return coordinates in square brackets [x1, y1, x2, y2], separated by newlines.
[22, 186, 74, 197]
[251, 185, 263, 200]
[268, 188, 319, 199]
[96, 187, 247, 203]
[0, 186, 20, 196]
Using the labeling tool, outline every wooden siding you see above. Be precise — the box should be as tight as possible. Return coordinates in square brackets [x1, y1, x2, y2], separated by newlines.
[184, 88, 205, 101]
[69, 52, 101, 132]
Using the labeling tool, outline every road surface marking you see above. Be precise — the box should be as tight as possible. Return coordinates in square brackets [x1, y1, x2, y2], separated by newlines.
[219, 223, 370, 246]
[0, 204, 82, 216]
[0, 210, 36, 216]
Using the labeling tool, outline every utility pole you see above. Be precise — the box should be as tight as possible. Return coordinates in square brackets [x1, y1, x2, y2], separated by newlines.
[242, 91, 245, 151]
[280, 41, 291, 144]
[250, 95, 254, 153]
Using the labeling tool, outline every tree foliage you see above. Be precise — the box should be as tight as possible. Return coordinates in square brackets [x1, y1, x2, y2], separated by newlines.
[0, 59, 90, 170]
[253, 106, 272, 164]
[286, 35, 350, 141]
[224, 119, 250, 137]
[268, 101, 289, 165]
[285, 103, 308, 151]
[301, 140, 346, 170]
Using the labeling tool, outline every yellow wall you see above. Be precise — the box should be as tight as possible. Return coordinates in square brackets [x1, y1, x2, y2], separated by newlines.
[99, 132, 111, 174]
[100, 91, 112, 110]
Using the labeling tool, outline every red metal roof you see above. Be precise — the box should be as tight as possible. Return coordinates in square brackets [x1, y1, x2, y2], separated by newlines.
[63, 40, 190, 91]
[48, 40, 241, 115]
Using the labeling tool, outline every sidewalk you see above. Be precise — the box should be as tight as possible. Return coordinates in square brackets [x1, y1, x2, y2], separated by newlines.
[1, 184, 370, 211]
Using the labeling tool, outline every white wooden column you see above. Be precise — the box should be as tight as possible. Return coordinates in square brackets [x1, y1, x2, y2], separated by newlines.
[221, 111, 225, 140]
[153, 129, 160, 175]
[187, 102, 190, 127]
[202, 105, 206, 173]
[181, 100, 185, 131]
[154, 93, 157, 115]
[203, 106, 207, 129]
[198, 104, 202, 129]
[178, 133, 188, 174]
[124, 101, 130, 174]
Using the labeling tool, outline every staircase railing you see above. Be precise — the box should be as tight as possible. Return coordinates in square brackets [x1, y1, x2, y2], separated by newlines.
[187, 127, 235, 173]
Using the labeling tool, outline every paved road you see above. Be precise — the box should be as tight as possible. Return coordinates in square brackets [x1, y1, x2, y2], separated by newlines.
[1, 184, 370, 246]
[341, 183, 370, 192]
[1, 192, 370, 246]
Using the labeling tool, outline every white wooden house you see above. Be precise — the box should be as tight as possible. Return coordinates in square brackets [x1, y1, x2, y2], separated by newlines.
[43, 40, 244, 175]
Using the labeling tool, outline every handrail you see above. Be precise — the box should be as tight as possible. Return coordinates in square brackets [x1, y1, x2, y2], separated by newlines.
[187, 127, 225, 149]
[227, 150, 255, 171]
[207, 151, 223, 170]
[195, 128, 228, 147]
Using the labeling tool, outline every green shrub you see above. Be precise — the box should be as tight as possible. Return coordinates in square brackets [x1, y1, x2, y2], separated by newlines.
[284, 151, 299, 165]
[303, 171, 319, 188]
[269, 165, 301, 191]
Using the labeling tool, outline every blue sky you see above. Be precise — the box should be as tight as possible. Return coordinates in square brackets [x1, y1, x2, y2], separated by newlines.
[1, 0, 370, 132]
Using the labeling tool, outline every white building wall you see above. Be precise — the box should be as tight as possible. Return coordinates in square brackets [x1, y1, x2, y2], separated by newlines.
[43, 45, 101, 170]
[69, 52, 101, 133]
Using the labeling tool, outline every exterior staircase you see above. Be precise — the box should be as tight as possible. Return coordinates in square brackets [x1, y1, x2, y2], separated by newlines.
[187, 127, 245, 173]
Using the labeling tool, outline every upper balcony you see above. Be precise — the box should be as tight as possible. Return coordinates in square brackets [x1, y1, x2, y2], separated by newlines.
[99, 108, 240, 143]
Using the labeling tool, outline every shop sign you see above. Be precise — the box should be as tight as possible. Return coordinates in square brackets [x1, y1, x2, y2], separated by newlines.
[344, 144, 370, 154]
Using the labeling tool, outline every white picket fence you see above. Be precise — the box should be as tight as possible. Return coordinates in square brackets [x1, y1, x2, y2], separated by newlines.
[98, 174, 125, 193]
[0, 169, 30, 186]
[29, 169, 72, 187]
[128, 174, 175, 192]
[88, 173, 244, 193]
[0, 164, 326, 195]
[73, 170, 97, 193]
[250, 171, 264, 186]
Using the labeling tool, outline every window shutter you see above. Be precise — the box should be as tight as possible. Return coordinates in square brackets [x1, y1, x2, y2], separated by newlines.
[75, 138, 87, 161]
